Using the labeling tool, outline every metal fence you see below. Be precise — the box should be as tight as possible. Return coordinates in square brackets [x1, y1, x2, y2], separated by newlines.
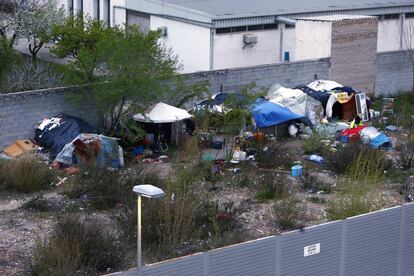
[115, 203, 414, 276]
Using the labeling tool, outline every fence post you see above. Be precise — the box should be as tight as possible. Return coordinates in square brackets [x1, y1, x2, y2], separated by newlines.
[339, 220, 348, 276]
[397, 205, 407, 276]
[203, 251, 210, 276]
[275, 236, 281, 276]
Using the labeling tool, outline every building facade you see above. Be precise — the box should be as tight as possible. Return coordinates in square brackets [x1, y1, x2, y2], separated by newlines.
[58, 0, 414, 73]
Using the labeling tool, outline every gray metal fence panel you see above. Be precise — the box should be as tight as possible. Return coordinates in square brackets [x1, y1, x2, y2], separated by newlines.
[344, 207, 402, 276]
[208, 236, 277, 276]
[401, 204, 414, 276]
[279, 221, 343, 276]
[142, 253, 204, 276]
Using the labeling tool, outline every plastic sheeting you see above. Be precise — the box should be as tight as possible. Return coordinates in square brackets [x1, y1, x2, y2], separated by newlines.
[250, 98, 308, 128]
[34, 114, 98, 159]
[360, 127, 381, 144]
[133, 102, 192, 123]
[360, 127, 391, 149]
[267, 86, 324, 125]
[307, 80, 343, 91]
[55, 134, 123, 168]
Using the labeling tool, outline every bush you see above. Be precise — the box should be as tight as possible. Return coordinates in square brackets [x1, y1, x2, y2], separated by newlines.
[255, 173, 288, 202]
[302, 131, 331, 155]
[30, 215, 124, 275]
[326, 143, 364, 174]
[3, 154, 53, 193]
[256, 145, 294, 170]
[63, 165, 162, 210]
[298, 172, 333, 194]
[271, 197, 304, 230]
[398, 134, 414, 170]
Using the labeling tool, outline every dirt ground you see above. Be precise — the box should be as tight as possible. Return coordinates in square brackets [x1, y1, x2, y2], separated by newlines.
[0, 132, 411, 275]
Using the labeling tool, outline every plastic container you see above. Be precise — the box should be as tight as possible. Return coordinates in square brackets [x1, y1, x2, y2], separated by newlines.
[291, 163, 303, 177]
[254, 131, 265, 144]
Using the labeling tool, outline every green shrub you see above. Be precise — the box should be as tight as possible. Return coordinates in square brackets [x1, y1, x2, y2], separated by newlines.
[271, 197, 304, 230]
[298, 172, 332, 194]
[222, 108, 251, 135]
[30, 215, 124, 275]
[4, 154, 53, 193]
[302, 131, 331, 155]
[326, 143, 364, 174]
[255, 173, 288, 202]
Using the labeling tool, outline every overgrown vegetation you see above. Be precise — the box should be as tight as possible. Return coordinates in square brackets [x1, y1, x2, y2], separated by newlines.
[29, 215, 124, 275]
[0, 154, 53, 193]
[255, 172, 288, 202]
[271, 197, 304, 230]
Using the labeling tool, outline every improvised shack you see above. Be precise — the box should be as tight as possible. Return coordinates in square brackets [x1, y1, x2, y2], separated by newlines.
[250, 98, 311, 139]
[133, 102, 192, 146]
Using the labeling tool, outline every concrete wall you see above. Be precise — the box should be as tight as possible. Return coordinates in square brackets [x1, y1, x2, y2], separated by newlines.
[213, 28, 296, 70]
[185, 58, 330, 93]
[295, 20, 332, 60]
[150, 16, 211, 73]
[329, 18, 378, 94]
[376, 51, 414, 96]
[378, 19, 401, 52]
[0, 87, 101, 150]
[112, 204, 414, 276]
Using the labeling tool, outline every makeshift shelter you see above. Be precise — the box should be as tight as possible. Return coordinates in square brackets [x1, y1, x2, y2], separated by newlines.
[250, 98, 310, 139]
[196, 92, 245, 113]
[307, 80, 343, 91]
[267, 86, 324, 125]
[35, 114, 99, 159]
[133, 102, 192, 145]
[55, 134, 123, 168]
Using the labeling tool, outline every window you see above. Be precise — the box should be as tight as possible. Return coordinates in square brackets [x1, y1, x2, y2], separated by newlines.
[216, 27, 231, 34]
[216, 23, 278, 34]
[103, 0, 110, 26]
[76, 0, 83, 14]
[247, 24, 262, 31]
[406, 13, 414, 18]
[232, 26, 247, 32]
[285, 24, 295, 29]
[94, 0, 100, 19]
[384, 14, 399, 20]
[263, 23, 278, 30]
[68, 0, 73, 16]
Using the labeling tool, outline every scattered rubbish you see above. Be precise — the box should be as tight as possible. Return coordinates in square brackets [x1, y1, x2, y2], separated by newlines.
[307, 154, 325, 164]
[385, 125, 398, 132]
[64, 166, 80, 175]
[232, 168, 241, 174]
[3, 140, 39, 158]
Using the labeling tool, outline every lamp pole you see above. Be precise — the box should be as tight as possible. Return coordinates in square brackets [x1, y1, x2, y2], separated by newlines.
[133, 184, 165, 276]
[137, 194, 142, 275]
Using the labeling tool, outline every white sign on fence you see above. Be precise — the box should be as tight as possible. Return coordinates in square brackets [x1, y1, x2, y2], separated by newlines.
[304, 243, 320, 257]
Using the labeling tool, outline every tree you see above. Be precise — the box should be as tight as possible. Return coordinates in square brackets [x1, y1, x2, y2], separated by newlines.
[53, 17, 208, 133]
[0, 0, 64, 58]
[3, 59, 64, 92]
[402, 20, 414, 91]
[0, 37, 17, 82]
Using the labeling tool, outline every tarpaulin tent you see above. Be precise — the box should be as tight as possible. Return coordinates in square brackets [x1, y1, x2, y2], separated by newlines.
[133, 102, 192, 145]
[307, 80, 343, 91]
[250, 98, 309, 128]
[35, 114, 99, 159]
[55, 134, 123, 168]
[267, 86, 324, 125]
[133, 102, 191, 123]
[196, 93, 245, 113]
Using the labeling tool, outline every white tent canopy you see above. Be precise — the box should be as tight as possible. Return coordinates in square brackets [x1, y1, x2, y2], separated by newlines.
[133, 102, 192, 123]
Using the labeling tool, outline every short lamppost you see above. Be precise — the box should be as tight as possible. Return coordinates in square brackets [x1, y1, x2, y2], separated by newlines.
[133, 184, 165, 275]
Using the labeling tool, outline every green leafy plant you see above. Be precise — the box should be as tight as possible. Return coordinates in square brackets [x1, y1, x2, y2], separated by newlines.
[271, 197, 304, 230]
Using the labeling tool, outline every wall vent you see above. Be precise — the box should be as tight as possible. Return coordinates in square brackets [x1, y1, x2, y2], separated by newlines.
[157, 26, 168, 37]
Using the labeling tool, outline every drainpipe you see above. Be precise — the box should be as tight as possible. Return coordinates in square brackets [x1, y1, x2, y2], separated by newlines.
[210, 28, 214, 70]
[279, 23, 284, 62]
[399, 13, 405, 50]
[275, 17, 296, 62]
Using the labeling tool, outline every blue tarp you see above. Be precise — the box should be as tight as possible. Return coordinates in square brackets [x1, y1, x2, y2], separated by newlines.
[250, 98, 308, 128]
[369, 133, 392, 149]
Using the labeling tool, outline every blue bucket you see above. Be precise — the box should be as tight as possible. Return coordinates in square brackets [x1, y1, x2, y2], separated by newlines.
[291, 164, 303, 177]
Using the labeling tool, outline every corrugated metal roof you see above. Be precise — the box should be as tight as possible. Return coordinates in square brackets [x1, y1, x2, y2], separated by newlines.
[126, 0, 414, 27]
[297, 14, 377, 22]
[158, 0, 413, 18]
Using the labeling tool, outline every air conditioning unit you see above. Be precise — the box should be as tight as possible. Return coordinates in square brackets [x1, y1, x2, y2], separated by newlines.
[243, 34, 257, 49]
[243, 34, 257, 44]
[157, 26, 168, 37]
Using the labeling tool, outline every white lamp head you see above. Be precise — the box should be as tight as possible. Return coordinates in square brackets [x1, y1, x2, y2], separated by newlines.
[133, 184, 165, 199]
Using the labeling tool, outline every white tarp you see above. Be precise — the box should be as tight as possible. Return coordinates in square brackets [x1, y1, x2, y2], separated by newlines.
[267, 86, 324, 125]
[307, 80, 343, 91]
[133, 102, 192, 123]
[360, 126, 381, 144]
